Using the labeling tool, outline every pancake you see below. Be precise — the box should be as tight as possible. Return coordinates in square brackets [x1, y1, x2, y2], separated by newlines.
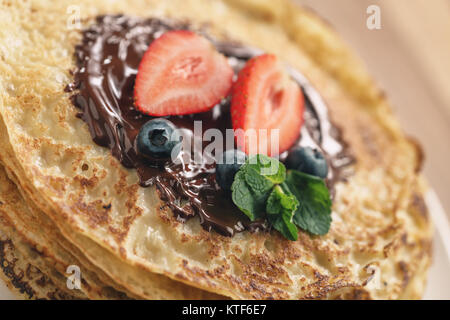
[0, 159, 134, 299]
[0, 214, 82, 300]
[0, 126, 223, 299]
[0, 236, 79, 300]
[0, 116, 227, 299]
[0, 0, 432, 299]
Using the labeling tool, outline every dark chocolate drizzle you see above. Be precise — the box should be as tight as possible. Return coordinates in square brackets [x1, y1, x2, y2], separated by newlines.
[69, 15, 354, 237]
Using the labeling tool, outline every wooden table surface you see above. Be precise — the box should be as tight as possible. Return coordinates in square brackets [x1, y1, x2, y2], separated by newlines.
[297, 0, 450, 218]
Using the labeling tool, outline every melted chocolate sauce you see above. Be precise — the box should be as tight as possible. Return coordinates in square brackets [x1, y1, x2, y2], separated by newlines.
[69, 15, 354, 237]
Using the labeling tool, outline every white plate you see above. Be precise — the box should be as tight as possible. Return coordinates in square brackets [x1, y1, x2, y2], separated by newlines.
[423, 191, 450, 299]
[1, 191, 449, 300]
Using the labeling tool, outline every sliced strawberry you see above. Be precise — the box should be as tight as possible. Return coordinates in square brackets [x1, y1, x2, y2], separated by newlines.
[231, 54, 304, 156]
[134, 30, 233, 116]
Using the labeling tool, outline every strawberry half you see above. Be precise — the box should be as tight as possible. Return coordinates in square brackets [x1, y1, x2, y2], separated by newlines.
[231, 54, 304, 156]
[134, 30, 233, 116]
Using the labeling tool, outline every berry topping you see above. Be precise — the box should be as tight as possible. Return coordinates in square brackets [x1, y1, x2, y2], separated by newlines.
[285, 147, 328, 178]
[216, 149, 247, 191]
[136, 119, 181, 160]
[134, 30, 234, 116]
[231, 54, 304, 156]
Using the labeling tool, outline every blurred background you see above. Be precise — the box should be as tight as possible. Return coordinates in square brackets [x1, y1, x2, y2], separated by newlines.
[296, 0, 450, 219]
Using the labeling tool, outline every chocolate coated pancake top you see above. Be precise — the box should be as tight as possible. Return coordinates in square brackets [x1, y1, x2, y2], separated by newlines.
[68, 15, 354, 236]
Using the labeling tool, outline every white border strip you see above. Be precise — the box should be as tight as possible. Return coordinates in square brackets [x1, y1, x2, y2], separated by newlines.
[426, 190, 450, 262]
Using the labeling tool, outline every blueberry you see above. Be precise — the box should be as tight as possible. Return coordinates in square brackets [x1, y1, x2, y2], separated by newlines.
[216, 149, 247, 191]
[285, 147, 328, 178]
[136, 119, 181, 160]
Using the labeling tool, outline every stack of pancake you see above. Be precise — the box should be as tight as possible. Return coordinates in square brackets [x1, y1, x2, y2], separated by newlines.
[0, 0, 432, 299]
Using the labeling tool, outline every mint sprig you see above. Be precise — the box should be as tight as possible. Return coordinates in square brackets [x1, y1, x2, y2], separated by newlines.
[266, 184, 299, 241]
[231, 170, 267, 221]
[285, 170, 332, 236]
[231, 155, 285, 221]
[231, 154, 332, 240]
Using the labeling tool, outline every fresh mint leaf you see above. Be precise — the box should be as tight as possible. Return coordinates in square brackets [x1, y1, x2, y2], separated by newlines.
[231, 155, 286, 221]
[231, 170, 268, 221]
[271, 214, 299, 241]
[243, 165, 274, 194]
[266, 184, 298, 214]
[245, 155, 286, 184]
[285, 170, 332, 235]
[230, 154, 333, 240]
[266, 185, 299, 241]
